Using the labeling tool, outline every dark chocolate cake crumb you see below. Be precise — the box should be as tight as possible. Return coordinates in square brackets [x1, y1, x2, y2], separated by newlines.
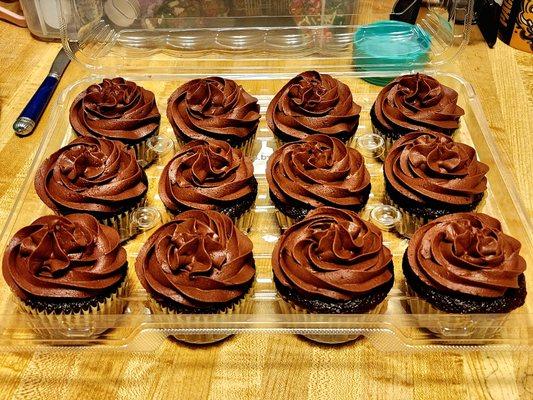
[402, 252, 527, 314]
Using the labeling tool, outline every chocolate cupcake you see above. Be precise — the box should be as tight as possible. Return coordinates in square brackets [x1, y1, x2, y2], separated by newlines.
[266, 134, 371, 230]
[167, 77, 260, 156]
[70, 77, 161, 167]
[159, 139, 257, 232]
[404, 212, 527, 338]
[384, 132, 489, 237]
[267, 71, 361, 146]
[370, 73, 465, 155]
[34, 136, 148, 241]
[272, 207, 394, 343]
[135, 209, 255, 344]
[2, 214, 128, 336]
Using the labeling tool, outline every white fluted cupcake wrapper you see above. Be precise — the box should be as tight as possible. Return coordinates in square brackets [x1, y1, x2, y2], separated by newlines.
[100, 196, 148, 243]
[148, 289, 253, 345]
[405, 285, 508, 339]
[14, 279, 129, 339]
[277, 296, 388, 344]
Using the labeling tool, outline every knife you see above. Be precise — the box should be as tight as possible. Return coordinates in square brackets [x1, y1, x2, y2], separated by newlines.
[13, 48, 71, 137]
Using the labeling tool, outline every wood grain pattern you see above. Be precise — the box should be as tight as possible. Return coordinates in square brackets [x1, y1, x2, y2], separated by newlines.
[0, 20, 532, 400]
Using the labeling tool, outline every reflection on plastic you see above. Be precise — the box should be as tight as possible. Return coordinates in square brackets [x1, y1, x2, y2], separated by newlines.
[370, 204, 402, 232]
[131, 207, 162, 231]
[356, 133, 385, 159]
[145, 135, 175, 166]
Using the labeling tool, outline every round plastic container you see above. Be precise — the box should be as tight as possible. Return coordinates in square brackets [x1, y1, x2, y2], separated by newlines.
[353, 20, 431, 86]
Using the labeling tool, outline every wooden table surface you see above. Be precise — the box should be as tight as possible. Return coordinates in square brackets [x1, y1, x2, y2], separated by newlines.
[0, 17, 532, 400]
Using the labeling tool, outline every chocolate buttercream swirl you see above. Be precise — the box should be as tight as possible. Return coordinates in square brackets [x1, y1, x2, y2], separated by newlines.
[35, 136, 148, 217]
[266, 134, 370, 209]
[2, 214, 127, 301]
[167, 77, 260, 146]
[159, 139, 257, 213]
[272, 207, 393, 300]
[407, 213, 526, 298]
[135, 210, 255, 309]
[70, 78, 161, 143]
[266, 71, 361, 141]
[372, 73, 465, 135]
[384, 132, 489, 207]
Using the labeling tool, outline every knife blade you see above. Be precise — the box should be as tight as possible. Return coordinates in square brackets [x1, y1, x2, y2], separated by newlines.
[13, 48, 71, 137]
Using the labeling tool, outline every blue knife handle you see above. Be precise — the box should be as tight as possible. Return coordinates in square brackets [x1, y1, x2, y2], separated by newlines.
[19, 75, 59, 122]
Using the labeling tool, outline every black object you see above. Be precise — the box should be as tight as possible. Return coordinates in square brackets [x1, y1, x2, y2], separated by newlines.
[448, 0, 475, 25]
[390, 0, 423, 24]
[476, 0, 502, 48]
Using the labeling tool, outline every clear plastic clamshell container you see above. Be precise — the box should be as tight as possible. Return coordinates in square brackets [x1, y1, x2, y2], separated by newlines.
[59, 0, 472, 74]
[1, 0, 532, 352]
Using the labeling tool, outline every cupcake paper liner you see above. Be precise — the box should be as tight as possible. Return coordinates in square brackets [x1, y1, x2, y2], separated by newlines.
[346, 135, 358, 149]
[101, 196, 148, 243]
[274, 210, 299, 232]
[371, 124, 396, 160]
[277, 296, 388, 344]
[148, 289, 253, 345]
[383, 192, 429, 238]
[15, 279, 129, 339]
[134, 130, 159, 168]
[405, 285, 508, 340]
[234, 205, 255, 234]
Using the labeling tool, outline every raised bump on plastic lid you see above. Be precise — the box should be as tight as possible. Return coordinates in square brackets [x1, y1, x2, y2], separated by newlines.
[147, 135, 175, 157]
[370, 204, 402, 232]
[356, 133, 385, 158]
[104, 0, 141, 28]
[131, 207, 162, 231]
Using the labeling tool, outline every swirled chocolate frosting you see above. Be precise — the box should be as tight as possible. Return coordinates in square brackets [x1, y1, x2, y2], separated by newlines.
[407, 213, 526, 298]
[266, 134, 370, 209]
[2, 214, 127, 301]
[167, 77, 260, 146]
[384, 132, 489, 207]
[35, 136, 148, 217]
[372, 73, 465, 135]
[70, 78, 161, 144]
[266, 71, 361, 142]
[159, 139, 257, 213]
[135, 210, 255, 310]
[272, 207, 393, 300]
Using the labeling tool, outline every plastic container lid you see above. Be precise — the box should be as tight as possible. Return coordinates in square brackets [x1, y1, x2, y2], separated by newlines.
[353, 20, 431, 86]
[58, 0, 472, 75]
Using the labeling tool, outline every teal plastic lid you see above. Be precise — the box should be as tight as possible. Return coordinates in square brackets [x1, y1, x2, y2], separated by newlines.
[353, 21, 431, 86]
